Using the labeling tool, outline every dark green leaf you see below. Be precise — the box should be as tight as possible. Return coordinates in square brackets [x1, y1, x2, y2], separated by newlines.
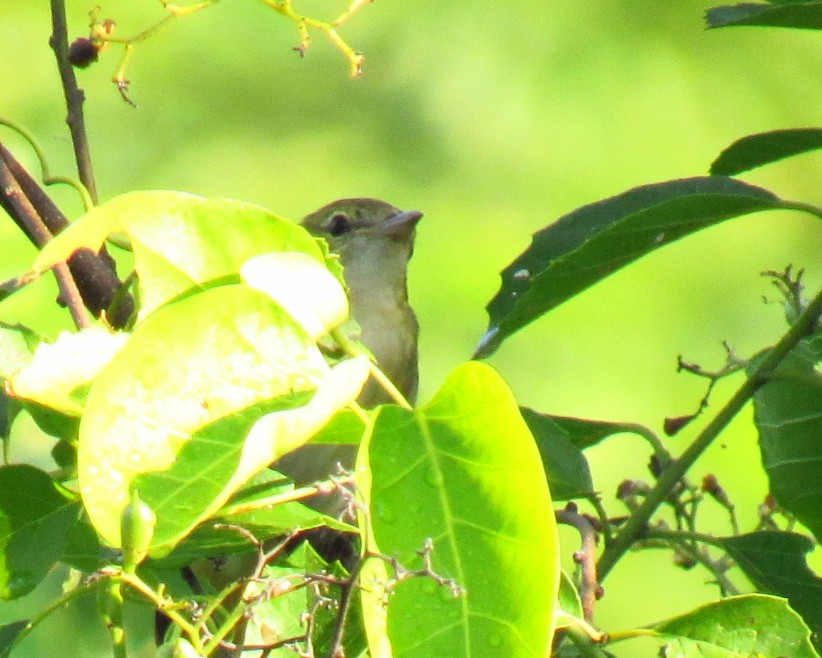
[532, 413, 652, 451]
[705, 3, 822, 30]
[0, 620, 29, 655]
[711, 128, 822, 176]
[753, 340, 822, 542]
[0, 465, 79, 599]
[365, 362, 560, 657]
[519, 408, 594, 499]
[22, 400, 79, 442]
[0, 392, 18, 443]
[520, 411, 664, 499]
[51, 439, 76, 470]
[720, 531, 822, 646]
[654, 594, 818, 657]
[61, 512, 103, 573]
[476, 177, 785, 358]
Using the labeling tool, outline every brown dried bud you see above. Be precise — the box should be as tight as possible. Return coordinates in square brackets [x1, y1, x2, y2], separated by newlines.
[616, 479, 650, 501]
[702, 473, 733, 510]
[664, 414, 695, 436]
[673, 548, 697, 569]
[68, 38, 99, 68]
[648, 454, 663, 478]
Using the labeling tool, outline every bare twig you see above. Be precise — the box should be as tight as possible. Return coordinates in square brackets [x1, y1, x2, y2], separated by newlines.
[0, 154, 89, 328]
[665, 342, 747, 436]
[557, 504, 602, 623]
[642, 527, 740, 597]
[49, 0, 98, 201]
[0, 145, 134, 327]
[598, 283, 822, 580]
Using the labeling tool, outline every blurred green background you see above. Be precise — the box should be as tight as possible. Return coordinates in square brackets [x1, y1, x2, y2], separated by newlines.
[1, 1, 821, 656]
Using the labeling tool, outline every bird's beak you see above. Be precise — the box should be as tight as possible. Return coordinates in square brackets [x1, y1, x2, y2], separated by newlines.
[371, 209, 423, 239]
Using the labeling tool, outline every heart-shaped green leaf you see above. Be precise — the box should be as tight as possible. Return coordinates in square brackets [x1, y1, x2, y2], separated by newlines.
[362, 362, 559, 657]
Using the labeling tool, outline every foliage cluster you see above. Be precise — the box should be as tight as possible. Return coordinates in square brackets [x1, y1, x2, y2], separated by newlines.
[0, 1, 821, 657]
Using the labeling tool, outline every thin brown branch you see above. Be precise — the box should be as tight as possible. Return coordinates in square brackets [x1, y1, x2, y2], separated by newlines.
[557, 504, 601, 623]
[49, 0, 98, 202]
[0, 144, 134, 327]
[0, 153, 90, 328]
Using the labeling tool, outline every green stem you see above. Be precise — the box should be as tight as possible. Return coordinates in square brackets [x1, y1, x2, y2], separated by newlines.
[218, 476, 355, 516]
[597, 283, 822, 580]
[330, 327, 413, 409]
[115, 570, 205, 652]
[781, 199, 822, 222]
[4, 578, 103, 655]
[642, 528, 740, 596]
[562, 624, 611, 657]
[0, 118, 93, 210]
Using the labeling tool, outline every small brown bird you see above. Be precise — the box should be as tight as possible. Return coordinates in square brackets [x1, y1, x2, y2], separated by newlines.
[163, 199, 423, 654]
[275, 198, 422, 484]
[301, 197, 422, 406]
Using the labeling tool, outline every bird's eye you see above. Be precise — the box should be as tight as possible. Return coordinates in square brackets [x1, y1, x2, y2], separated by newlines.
[328, 213, 352, 236]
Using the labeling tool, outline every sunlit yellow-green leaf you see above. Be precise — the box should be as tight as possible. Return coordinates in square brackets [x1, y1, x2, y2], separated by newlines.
[32, 191, 325, 321]
[361, 362, 559, 657]
[8, 325, 128, 416]
[241, 251, 350, 338]
[78, 284, 333, 550]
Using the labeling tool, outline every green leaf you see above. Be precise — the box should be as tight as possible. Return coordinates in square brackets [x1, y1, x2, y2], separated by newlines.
[705, 3, 822, 30]
[753, 340, 822, 542]
[711, 128, 822, 176]
[309, 407, 366, 445]
[557, 570, 584, 621]
[475, 177, 786, 358]
[61, 512, 103, 573]
[0, 620, 29, 655]
[243, 542, 365, 657]
[0, 324, 38, 441]
[78, 284, 366, 554]
[242, 251, 350, 339]
[0, 323, 39, 381]
[519, 408, 594, 500]
[364, 362, 559, 657]
[8, 325, 128, 416]
[653, 594, 818, 658]
[720, 532, 822, 647]
[0, 465, 80, 599]
[22, 401, 80, 442]
[152, 470, 354, 567]
[32, 191, 327, 322]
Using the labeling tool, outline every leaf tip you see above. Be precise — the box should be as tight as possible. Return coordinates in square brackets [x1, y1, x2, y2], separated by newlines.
[472, 326, 500, 359]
